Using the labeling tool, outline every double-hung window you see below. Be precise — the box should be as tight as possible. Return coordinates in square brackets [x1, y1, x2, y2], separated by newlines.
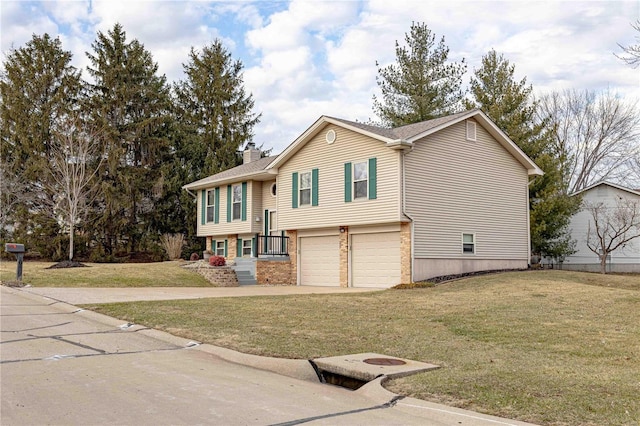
[206, 190, 215, 223]
[215, 240, 225, 256]
[292, 170, 318, 208]
[353, 161, 368, 199]
[463, 233, 475, 254]
[344, 158, 377, 202]
[232, 184, 242, 220]
[299, 172, 312, 206]
[242, 239, 252, 256]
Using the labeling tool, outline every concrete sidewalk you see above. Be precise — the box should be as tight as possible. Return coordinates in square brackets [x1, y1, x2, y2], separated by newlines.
[21, 285, 383, 304]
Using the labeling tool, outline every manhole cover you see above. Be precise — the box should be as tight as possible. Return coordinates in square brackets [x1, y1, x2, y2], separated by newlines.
[363, 358, 406, 366]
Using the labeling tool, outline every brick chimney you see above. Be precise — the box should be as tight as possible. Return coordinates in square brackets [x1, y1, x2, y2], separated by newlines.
[243, 142, 261, 164]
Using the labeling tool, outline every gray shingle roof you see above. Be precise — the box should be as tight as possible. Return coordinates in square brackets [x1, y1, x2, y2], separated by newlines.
[183, 156, 277, 188]
[328, 109, 477, 141]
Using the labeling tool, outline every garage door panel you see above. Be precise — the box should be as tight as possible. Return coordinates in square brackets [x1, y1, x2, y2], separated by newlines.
[300, 236, 339, 286]
[352, 232, 401, 288]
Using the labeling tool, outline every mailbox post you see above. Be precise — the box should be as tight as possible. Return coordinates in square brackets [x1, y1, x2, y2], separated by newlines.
[5, 243, 25, 282]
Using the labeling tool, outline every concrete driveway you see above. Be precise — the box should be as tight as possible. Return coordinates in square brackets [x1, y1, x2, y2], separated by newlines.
[1, 286, 536, 425]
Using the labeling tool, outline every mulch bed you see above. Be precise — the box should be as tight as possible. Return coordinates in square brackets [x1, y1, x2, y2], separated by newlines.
[46, 260, 89, 269]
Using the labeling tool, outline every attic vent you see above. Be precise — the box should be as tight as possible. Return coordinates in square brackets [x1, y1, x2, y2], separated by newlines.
[466, 121, 477, 141]
[326, 129, 336, 144]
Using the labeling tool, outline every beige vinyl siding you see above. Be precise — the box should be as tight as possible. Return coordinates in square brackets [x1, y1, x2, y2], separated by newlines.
[261, 180, 277, 212]
[197, 180, 260, 237]
[277, 124, 402, 230]
[250, 180, 262, 234]
[405, 119, 529, 260]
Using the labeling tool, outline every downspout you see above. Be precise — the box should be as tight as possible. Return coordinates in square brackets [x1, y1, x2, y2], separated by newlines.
[527, 176, 538, 267]
[401, 146, 416, 283]
[184, 188, 197, 199]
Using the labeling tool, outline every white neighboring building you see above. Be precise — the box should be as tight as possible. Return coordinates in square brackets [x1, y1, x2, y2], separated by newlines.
[562, 182, 640, 273]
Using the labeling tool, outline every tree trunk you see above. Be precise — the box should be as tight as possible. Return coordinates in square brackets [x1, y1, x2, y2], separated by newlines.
[69, 223, 74, 261]
[599, 253, 607, 274]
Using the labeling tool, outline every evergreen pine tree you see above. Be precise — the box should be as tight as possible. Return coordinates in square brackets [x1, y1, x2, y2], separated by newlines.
[373, 22, 466, 127]
[466, 50, 581, 259]
[86, 23, 172, 256]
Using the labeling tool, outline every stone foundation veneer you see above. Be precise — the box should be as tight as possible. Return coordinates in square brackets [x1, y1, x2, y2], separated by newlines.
[400, 222, 412, 283]
[286, 230, 298, 284]
[191, 264, 239, 287]
[339, 227, 349, 287]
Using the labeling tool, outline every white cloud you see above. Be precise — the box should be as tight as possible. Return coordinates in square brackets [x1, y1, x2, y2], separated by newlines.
[2, 0, 638, 154]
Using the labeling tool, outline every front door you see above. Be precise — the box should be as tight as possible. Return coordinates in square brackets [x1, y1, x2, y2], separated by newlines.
[268, 210, 278, 253]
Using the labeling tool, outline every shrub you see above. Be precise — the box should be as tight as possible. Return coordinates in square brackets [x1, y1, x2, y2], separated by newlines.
[160, 233, 185, 260]
[190, 253, 199, 261]
[209, 255, 226, 266]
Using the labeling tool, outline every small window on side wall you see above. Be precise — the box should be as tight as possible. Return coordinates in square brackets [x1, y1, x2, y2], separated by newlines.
[462, 233, 475, 254]
[206, 190, 215, 223]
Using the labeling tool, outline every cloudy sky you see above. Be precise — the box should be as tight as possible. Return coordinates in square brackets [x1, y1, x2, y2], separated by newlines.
[2, 0, 639, 154]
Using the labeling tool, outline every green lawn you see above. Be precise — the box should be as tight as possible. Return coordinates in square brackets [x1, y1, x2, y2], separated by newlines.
[80, 270, 640, 426]
[0, 260, 211, 287]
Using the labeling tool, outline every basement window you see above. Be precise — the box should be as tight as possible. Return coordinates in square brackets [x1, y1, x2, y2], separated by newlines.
[462, 233, 475, 254]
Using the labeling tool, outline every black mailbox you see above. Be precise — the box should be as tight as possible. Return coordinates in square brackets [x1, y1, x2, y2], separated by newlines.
[5, 243, 25, 254]
[5, 243, 25, 282]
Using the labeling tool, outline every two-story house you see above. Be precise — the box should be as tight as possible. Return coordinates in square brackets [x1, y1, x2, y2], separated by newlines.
[183, 109, 543, 288]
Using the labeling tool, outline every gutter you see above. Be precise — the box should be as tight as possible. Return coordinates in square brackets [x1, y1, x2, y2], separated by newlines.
[184, 188, 197, 199]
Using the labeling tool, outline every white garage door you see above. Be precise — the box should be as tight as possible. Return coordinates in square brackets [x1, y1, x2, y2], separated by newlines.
[352, 232, 401, 288]
[300, 235, 340, 286]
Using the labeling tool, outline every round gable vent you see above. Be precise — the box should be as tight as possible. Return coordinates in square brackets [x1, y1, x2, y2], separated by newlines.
[326, 129, 336, 144]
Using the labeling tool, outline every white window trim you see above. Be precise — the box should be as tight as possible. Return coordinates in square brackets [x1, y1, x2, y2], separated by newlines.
[215, 240, 225, 257]
[206, 189, 215, 223]
[352, 160, 369, 200]
[466, 120, 477, 141]
[462, 233, 475, 255]
[299, 171, 312, 206]
[232, 184, 242, 221]
[242, 239, 252, 256]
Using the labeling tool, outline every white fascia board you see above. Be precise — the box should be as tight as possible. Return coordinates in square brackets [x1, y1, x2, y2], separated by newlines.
[571, 181, 640, 197]
[182, 171, 273, 191]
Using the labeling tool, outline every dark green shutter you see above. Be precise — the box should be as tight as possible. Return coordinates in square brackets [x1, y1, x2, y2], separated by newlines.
[241, 182, 247, 221]
[368, 158, 377, 200]
[224, 239, 228, 257]
[312, 168, 319, 206]
[237, 238, 243, 257]
[292, 172, 298, 209]
[226, 185, 231, 222]
[344, 163, 352, 202]
[212, 239, 216, 255]
[214, 187, 220, 224]
[252, 237, 257, 257]
[201, 190, 206, 225]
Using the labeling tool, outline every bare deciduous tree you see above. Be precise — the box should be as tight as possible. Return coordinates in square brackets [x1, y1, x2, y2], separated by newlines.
[616, 19, 640, 68]
[585, 198, 640, 274]
[538, 89, 640, 193]
[44, 118, 103, 260]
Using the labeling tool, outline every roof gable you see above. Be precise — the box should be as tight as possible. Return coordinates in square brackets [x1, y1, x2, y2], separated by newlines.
[182, 156, 276, 190]
[267, 109, 543, 176]
[571, 181, 640, 198]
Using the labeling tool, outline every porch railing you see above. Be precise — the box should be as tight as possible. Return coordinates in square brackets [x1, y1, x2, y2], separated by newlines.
[257, 235, 289, 257]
